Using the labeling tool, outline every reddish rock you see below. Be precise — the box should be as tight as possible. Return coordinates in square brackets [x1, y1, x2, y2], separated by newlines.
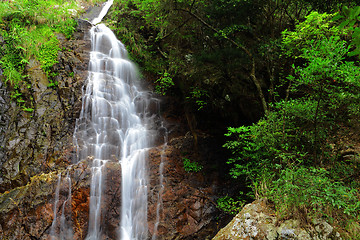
[147, 134, 220, 239]
[72, 187, 90, 239]
[0, 131, 225, 240]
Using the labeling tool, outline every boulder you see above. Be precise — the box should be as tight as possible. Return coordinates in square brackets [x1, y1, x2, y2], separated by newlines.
[212, 199, 342, 240]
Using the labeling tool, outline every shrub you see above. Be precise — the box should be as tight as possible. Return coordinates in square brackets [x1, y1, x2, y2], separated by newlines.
[216, 195, 245, 215]
[183, 158, 203, 173]
[0, 0, 81, 110]
[269, 167, 360, 219]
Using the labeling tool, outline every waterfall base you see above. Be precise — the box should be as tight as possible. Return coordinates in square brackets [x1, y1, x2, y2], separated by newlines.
[0, 132, 226, 240]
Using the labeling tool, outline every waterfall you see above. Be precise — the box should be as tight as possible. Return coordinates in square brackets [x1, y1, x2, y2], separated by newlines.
[50, 171, 73, 240]
[70, 0, 162, 239]
[50, 174, 62, 239]
[50, 1, 165, 239]
[152, 126, 167, 240]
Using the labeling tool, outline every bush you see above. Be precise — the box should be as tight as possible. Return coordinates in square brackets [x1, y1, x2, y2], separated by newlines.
[216, 195, 245, 215]
[0, 0, 81, 110]
[183, 158, 203, 173]
[269, 167, 360, 219]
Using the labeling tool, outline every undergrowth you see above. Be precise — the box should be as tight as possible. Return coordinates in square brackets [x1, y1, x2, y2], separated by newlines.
[0, 0, 82, 111]
[222, 11, 360, 238]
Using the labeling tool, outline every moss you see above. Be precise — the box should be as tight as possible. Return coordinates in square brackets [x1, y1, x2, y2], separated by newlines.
[0, 171, 59, 212]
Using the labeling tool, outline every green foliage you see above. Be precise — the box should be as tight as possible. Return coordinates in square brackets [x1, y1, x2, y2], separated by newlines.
[155, 71, 174, 95]
[270, 167, 360, 219]
[290, 34, 360, 119]
[183, 157, 203, 173]
[282, 12, 344, 57]
[224, 109, 360, 221]
[216, 195, 245, 215]
[334, 5, 360, 56]
[224, 10, 360, 228]
[281, 11, 360, 161]
[223, 126, 274, 182]
[0, 0, 81, 110]
[186, 87, 209, 110]
[36, 27, 61, 87]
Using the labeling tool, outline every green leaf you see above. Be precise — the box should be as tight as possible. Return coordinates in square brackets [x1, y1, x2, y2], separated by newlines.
[331, 14, 344, 21]
[350, 6, 360, 19]
[348, 48, 360, 57]
[338, 19, 350, 29]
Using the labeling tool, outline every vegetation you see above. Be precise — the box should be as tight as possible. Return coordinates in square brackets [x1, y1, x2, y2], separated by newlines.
[0, 0, 82, 111]
[1, 0, 359, 238]
[216, 195, 245, 215]
[106, 0, 360, 237]
[183, 157, 203, 173]
[222, 8, 360, 236]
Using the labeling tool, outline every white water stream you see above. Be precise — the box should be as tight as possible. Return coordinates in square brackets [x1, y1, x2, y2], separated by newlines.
[50, 171, 73, 240]
[151, 126, 167, 240]
[51, 1, 164, 239]
[72, 0, 161, 239]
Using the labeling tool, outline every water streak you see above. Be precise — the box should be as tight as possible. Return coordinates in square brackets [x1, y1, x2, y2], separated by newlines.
[152, 126, 168, 240]
[70, 1, 164, 239]
[72, 1, 161, 238]
[50, 171, 73, 240]
[92, 0, 114, 25]
[50, 174, 61, 240]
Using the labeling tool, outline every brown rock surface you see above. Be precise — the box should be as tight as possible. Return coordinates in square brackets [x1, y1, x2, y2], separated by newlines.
[0, 132, 225, 239]
[147, 134, 221, 239]
[0, 6, 226, 240]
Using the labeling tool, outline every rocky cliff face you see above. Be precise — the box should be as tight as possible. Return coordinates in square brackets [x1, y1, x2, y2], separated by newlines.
[0, 133, 223, 239]
[0, 17, 225, 239]
[0, 19, 92, 193]
[0, 77, 10, 186]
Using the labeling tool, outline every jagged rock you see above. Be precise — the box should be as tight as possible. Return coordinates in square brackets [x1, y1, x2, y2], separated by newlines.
[0, 78, 10, 184]
[0, 4, 226, 239]
[212, 199, 342, 240]
[0, 133, 224, 240]
[0, 19, 92, 193]
[0, 159, 92, 240]
[147, 134, 221, 239]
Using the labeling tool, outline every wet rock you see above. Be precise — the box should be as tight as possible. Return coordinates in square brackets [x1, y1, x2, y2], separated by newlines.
[0, 132, 225, 240]
[0, 159, 92, 240]
[0, 78, 10, 184]
[0, 5, 226, 239]
[147, 134, 223, 240]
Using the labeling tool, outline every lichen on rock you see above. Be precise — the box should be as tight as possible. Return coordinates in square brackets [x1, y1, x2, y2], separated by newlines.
[212, 199, 343, 240]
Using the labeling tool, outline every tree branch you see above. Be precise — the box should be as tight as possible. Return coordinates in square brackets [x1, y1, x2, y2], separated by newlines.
[174, 7, 268, 115]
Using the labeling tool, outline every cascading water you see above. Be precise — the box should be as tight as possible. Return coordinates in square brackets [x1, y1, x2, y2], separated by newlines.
[70, 0, 162, 239]
[50, 171, 73, 240]
[151, 126, 167, 240]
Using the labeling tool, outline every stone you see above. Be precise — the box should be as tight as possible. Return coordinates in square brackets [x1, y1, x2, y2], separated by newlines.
[0, 4, 227, 239]
[147, 134, 223, 239]
[212, 199, 343, 240]
[0, 18, 91, 193]
[0, 131, 226, 239]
